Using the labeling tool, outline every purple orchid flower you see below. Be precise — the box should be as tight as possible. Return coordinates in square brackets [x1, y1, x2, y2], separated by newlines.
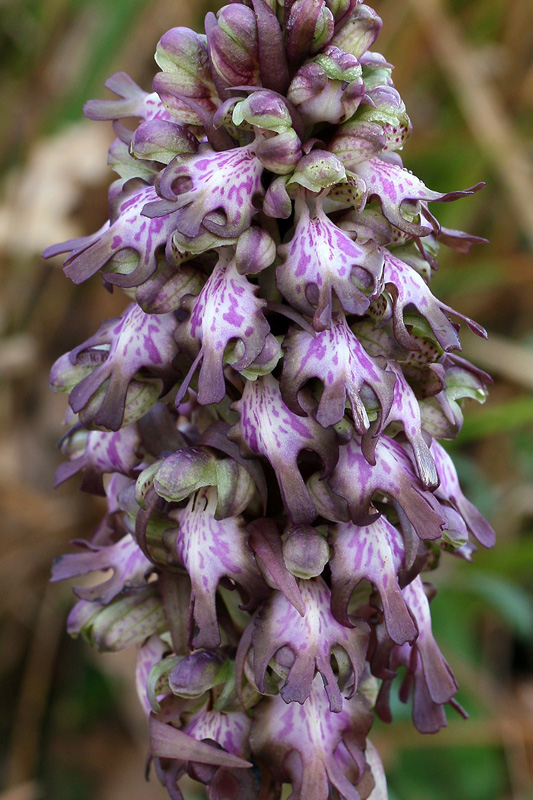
[47, 1, 496, 797]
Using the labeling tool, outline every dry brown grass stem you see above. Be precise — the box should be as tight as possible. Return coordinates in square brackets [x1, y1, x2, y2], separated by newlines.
[409, 0, 533, 249]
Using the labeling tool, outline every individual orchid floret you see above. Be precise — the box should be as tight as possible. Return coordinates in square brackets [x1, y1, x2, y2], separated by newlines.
[171, 486, 268, 649]
[373, 577, 461, 734]
[229, 373, 338, 525]
[358, 85, 412, 153]
[330, 4, 382, 58]
[130, 119, 198, 165]
[51, 533, 152, 604]
[250, 675, 374, 799]
[353, 156, 483, 237]
[379, 250, 486, 353]
[142, 443, 261, 520]
[232, 89, 292, 134]
[277, 191, 383, 331]
[419, 353, 490, 440]
[375, 361, 438, 488]
[308, 434, 446, 543]
[83, 72, 172, 124]
[145, 142, 265, 242]
[286, 0, 335, 68]
[205, 4, 261, 90]
[54, 424, 142, 495]
[329, 515, 417, 644]
[287, 46, 365, 125]
[67, 585, 167, 652]
[280, 314, 396, 432]
[53, 303, 179, 431]
[175, 247, 271, 405]
[43, 180, 181, 288]
[431, 440, 496, 548]
[153, 27, 219, 126]
[237, 577, 369, 712]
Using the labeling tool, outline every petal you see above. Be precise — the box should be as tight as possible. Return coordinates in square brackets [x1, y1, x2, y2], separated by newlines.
[281, 314, 395, 431]
[229, 374, 338, 524]
[277, 194, 383, 331]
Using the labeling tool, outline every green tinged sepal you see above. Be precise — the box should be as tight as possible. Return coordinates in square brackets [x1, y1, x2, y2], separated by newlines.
[67, 586, 167, 652]
[288, 150, 346, 193]
[140, 446, 258, 518]
[330, 3, 382, 58]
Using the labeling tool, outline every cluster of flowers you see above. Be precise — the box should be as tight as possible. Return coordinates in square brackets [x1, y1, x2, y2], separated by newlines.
[46, 1, 495, 797]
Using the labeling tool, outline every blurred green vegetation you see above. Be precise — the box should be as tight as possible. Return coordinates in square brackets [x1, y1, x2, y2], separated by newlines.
[0, 0, 532, 799]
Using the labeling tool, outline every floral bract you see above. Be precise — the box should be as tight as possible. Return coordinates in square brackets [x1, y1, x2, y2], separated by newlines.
[47, 1, 494, 797]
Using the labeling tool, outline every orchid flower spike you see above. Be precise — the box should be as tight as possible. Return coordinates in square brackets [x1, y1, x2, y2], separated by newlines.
[47, 1, 493, 798]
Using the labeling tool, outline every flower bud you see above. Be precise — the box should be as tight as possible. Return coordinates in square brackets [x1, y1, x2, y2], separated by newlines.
[331, 3, 382, 58]
[206, 5, 260, 88]
[282, 525, 330, 578]
[154, 28, 218, 125]
[130, 119, 198, 164]
[287, 46, 364, 125]
[168, 650, 226, 697]
[235, 226, 276, 274]
[233, 90, 292, 133]
[67, 586, 166, 652]
[288, 149, 346, 193]
[286, 0, 334, 67]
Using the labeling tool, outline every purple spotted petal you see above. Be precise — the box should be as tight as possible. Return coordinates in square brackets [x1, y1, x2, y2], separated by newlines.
[237, 577, 369, 712]
[184, 707, 251, 760]
[43, 180, 181, 288]
[374, 577, 459, 734]
[84, 72, 172, 123]
[250, 675, 373, 800]
[280, 314, 395, 431]
[382, 250, 465, 353]
[329, 516, 417, 644]
[145, 143, 264, 241]
[176, 249, 270, 405]
[277, 194, 383, 331]
[66, 304, 179, 431]
[309, 435, 446, 542]
[431, 441, 496, 548]
[55, 424, 142, 495]
[51, 533, 152, 604]
[373, 361, 438, 488]
[353, 157, 482, 237]
[229, 374, 338, 525]
[173, 487, 268, 649]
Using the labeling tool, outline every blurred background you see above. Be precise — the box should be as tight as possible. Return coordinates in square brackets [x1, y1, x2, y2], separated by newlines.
[1, 0, 532, 798]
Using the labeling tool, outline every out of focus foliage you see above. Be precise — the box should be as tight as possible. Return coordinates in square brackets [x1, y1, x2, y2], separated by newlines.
[0, 0, 532, 799]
